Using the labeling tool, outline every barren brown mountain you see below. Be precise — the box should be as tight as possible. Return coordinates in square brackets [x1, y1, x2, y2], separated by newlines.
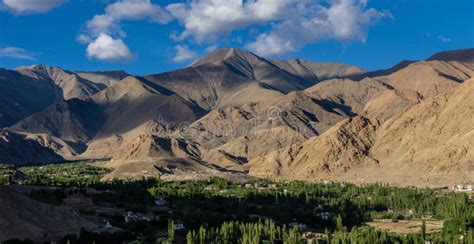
[0, 186, 97, 241]
[1, 48, 473, 186]
[272, 59, 366, 81]
[16, 65, 105, 100]
[249, 78, 474, 187]
[427, 48, 474, 63]
[0, 130, 66, 165]
[5, 76, 204, 160]
[143, 48, 315, 112]
[0, 68, 60, 127]
[76, 70, 129, 87]
[0, 65, 129, 128]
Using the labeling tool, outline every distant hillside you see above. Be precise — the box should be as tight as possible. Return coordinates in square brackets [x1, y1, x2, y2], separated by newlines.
[249, 78, 474, 187]
[0, 186, 97, 241]
[0, 66, 129, 127]
[76, 70, 129, 87]
[427, 48, 474, 63]
[1, 47, 473, 187]
[272, 59, 366, 81]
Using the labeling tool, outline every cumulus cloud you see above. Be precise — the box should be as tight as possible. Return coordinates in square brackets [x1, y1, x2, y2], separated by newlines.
[173, 45, 197, 62]
[79, 0, 174, 62]
[246, 0, 392, 56]
[76, 34, 93, 45]
[165, 0, 390, 56]
[2, 0, 66, 14]
[84, 0, 172, 37]
[86, 33, 133, 61]
[77, 0, 390, 62]
[166, 0, 294, 43]
[105, 0, 172, 24]
[0, 47, 37, 60]
[86, 14, 121, 37]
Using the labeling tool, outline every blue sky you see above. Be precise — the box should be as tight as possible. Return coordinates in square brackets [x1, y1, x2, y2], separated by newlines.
[0, 0, 473, 75]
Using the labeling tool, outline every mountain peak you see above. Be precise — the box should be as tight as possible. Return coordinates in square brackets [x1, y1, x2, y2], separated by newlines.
[16, 64, 67, 72]
[190, 48, 261, 67]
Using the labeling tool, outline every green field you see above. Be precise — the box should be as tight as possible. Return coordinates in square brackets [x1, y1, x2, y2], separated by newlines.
[18, 161, 111, 186]
[0, 164, 15, 184]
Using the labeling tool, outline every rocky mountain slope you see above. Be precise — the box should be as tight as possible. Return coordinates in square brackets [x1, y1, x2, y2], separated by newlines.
[0, 66, 129, 128]
[0, 68, 60, 128]
[16, 65, 105, 100]
[4, 76, 204, 160]
[0, 130, 66, 165]
[427, 48, 474, 63]
[76, 70, 129, 87]
[144, 48, 360, 112]
[272, 59, 366, 81]
[0, 186, 97, 241]
[248, 78, 474, 187]
[1, 47, 473, 186]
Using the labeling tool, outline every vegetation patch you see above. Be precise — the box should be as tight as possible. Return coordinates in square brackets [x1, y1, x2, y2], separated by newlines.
[2, 162, 473, 243]
[18, 161, 111, 187]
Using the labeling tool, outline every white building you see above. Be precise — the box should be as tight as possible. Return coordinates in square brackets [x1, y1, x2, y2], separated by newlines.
[452, 183, 474, 192]
[154, 197, 168, 206]
[105, 221, 112, 228]
[317, 212, 333, 221]
[174, 223, 185, 230]
[124, 211, 151, 223]
[289, 222, 307, 230]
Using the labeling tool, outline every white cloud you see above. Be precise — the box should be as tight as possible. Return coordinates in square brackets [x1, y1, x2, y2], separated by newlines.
[76, 34, 93, 44]
[2, 0, 66, 14]
[438, 35, 452, 42]
[247, 0, 290, 20]
[173, 45, 197, 62]
[84, 0, 172, 38]
[247, 33, 296, 56]
[246, 0, 391, 56]
[0, 47, 36, 60]
[78, 0, 390, 62]
[105, 0, 172, 24]
[166, 0, 294, 43]
[86, 14, 120, 37]
[86, 33, 133, 61]
[165, 0, 390, 56]
[80, 0, 173, 62]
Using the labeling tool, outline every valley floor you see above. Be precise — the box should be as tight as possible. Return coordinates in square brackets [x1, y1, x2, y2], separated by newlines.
[0, 162, 473, 243]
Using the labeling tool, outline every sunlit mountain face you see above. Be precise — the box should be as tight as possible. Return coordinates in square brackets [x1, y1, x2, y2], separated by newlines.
[0, 1, 473, 243]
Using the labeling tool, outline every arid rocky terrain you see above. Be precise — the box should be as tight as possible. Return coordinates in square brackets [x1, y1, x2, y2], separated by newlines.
[0, 185, 97, 241]
[1, 47, 473, 187]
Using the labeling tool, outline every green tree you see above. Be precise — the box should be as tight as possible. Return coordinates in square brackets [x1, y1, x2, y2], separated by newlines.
[421, 220, 426, 241]
[187, 230, 196, 244]
[199, 226, 207, 244]
[336, 214, 344, 232]
[168, 219, 175, 242]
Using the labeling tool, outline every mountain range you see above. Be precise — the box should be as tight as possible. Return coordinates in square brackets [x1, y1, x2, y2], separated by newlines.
[1, 47, 473, 187]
